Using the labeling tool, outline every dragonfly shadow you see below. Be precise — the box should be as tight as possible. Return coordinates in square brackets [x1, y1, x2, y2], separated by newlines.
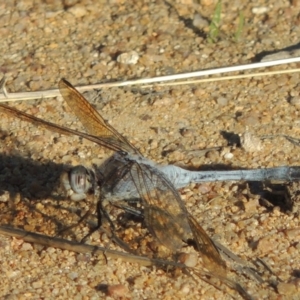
[248, 181, 296, 213]
[0, 153, 65, 201]
[0, 152, 94, 239]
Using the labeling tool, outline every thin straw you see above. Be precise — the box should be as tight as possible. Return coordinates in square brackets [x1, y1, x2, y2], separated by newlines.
[1, 57, 300, 102]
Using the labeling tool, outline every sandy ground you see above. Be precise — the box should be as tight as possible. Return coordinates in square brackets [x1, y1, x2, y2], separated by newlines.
[1, 0, 300, 299]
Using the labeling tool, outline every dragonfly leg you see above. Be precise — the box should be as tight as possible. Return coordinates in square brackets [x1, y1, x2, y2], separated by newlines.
[80, 200, 138, 254]
[56, 207, 94, 238]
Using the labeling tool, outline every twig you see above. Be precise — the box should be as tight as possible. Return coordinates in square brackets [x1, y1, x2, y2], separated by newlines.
[0, 225, 184, 268]
[0, 225, 260, 299]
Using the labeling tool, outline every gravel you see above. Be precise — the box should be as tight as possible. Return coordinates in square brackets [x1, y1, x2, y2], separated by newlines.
[1, 0, 300, 299]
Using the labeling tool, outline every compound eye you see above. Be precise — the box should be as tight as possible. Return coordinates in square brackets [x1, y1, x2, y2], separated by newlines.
[69, 166, 90, 194]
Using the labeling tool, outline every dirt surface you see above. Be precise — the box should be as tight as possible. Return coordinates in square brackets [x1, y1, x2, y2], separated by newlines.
[1, 0, 300, 299]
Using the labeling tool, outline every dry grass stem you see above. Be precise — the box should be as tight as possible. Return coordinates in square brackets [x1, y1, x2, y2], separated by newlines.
[1, 57, 300, 103]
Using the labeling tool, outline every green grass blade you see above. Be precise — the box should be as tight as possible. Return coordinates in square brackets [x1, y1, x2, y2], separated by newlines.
[208, 0, 222, 43]
[234, 12, 244, 42]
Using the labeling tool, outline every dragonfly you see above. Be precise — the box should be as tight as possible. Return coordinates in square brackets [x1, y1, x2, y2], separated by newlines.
[0, 79, 271, 299]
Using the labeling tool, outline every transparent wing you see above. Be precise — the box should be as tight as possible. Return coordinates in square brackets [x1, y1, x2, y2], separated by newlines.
[129, 161, 225, 266]
[187, 214, 225, 270]
[129, 162, 228, 273]
[187, 215, 254, 299]
[0, 79, 140, 155]
[59, 79, 139, 155]
[0, 103, 124, 153]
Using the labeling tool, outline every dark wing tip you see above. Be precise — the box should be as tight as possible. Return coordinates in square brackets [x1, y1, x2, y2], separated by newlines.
[59, 78, 79, 93]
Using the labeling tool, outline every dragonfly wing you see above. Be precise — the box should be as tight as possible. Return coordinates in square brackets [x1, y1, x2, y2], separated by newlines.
[188, 214, 254, 299]
[0, 104, 127, 153]
[129, 161, 226, 269]
[59, 79, 139, 154]
[128, 161, 192, 251]
[188, 214, 226, 270]
[0, 104, 97, 141]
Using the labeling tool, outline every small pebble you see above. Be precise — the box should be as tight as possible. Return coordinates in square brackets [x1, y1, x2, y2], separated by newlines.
[224, 152, 234, 160]
[153, 96, 172, 106]
[117, 51, 139, 64]
[284, 228, 300, 239]
[68, 6, 87, 18]
[32, 280, 43, 289]
[240, 132, 263, 152]
[193, 13, 209, 28]
[180, 283, 190, 294]
[252, 7, 269, 14]
[68, 272, 79, 280]
[178, 252, 198, 267]
[107, 284, 128, 297]
[244, 198, 259, 213]
[21, 243, 33, 251]
[277, 282, 297, 295]
[216, 96, 228, 106]
[290, 96, 300, 106]
[0, 191, 10, 202]
[179, 128, 194, 137]
[256, 235, 275, 254]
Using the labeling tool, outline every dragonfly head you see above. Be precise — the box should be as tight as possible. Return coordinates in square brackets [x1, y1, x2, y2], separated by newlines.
[69, 165, 95, 194]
